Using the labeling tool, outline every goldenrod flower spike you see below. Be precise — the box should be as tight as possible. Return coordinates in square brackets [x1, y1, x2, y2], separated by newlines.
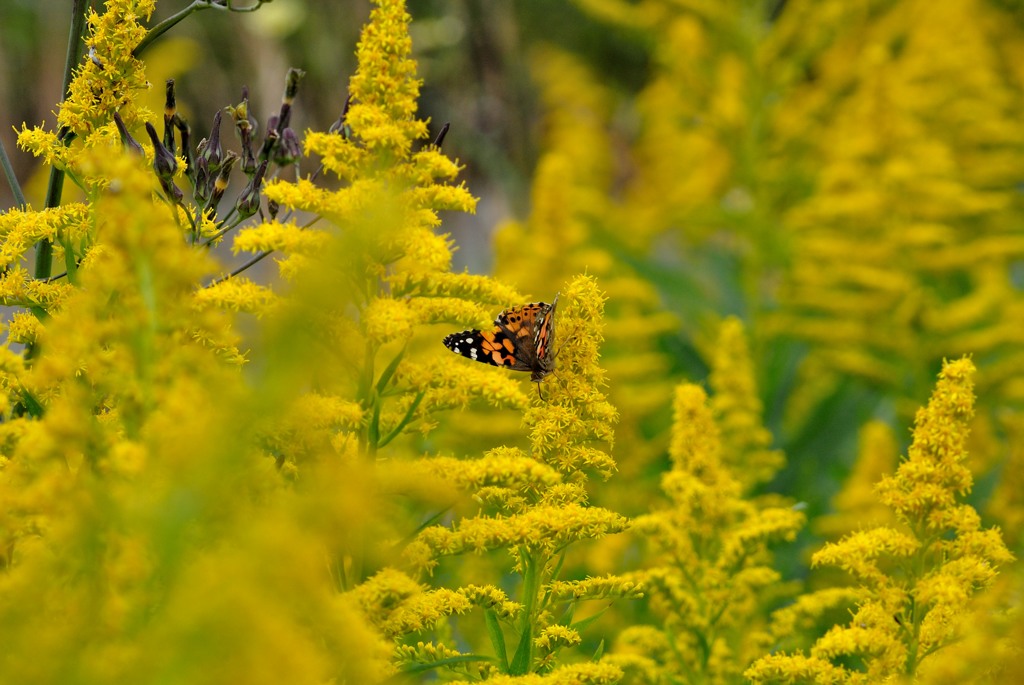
[709, 317, 785, 489]
[447, 662, 624, 685]
[524, 276, 619, 478]
[747, 357, 1013, 683]
[391, 276, 634, 679]
[226, 0, 523, 465]
[19, 0, 155, 177]
[613, 366, 803, 684]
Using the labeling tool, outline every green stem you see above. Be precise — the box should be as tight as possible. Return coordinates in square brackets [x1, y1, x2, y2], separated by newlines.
[360, 337, 377, 457]
[0, 137, 27, 209]
[133, 0, 270, 58]
[35, 0, 89, 280]
[60, 1, 90, 109]
[517, 551, 544, 672]
[133, 1, 208, 58]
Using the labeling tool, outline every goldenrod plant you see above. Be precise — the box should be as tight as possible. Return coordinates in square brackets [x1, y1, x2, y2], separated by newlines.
[396, 276, 639, 681]
[747, 358, 1014, 683]
[607, 319, 804, 684]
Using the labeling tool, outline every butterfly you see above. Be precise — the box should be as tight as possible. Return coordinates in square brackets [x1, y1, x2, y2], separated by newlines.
[442, 295, 559, 390]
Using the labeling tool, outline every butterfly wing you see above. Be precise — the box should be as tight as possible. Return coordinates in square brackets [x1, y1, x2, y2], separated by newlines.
[442, 299, 556, 374]
[532, 295, 557, 363]
[442, 327, 526, 370]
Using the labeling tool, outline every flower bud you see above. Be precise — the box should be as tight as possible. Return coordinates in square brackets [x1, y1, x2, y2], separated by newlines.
[163, 79, 177, 154]
[235, 160, 267, 220]
[228, 92, 258, 176]
[274, 128, 301, 166]
[145, 122, 177, 181]
[207, 151, 238, 210]
[145, 121, 182, 205]
[200, 110, 225, 173]
[113, 112, 143, 156]
[278, 67, 305, 132]
[174, 115, 194, 184]
[259, 115, 280, 162]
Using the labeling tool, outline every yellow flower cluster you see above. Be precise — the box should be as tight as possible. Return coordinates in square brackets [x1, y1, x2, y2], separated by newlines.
[20, 0, 155, 177]
[448, 662, 624, 685]
[221, 0, 536, 467]
[385, 276, 635, 679]
[609, 319, 804, 684]
[707, 317, 786, 490]
[747, 358, 1014, 682]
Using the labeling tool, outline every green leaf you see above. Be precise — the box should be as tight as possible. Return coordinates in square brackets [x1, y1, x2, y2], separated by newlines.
[591, 638, 605, 661]
[62, 238, 78, 285]
[390, 507, 452, 553]
[378, 390, 425, 448]
[392, 653, 494, 679]
[485, 609, 509, 673]
[509, 623, 532, 675]
[376, 346, 406, 394]
[558, 599, 576, 627]
[571, 604, 610, 633]
[367, 398, 381, 448]
[550, 548, 567, 580]
[19, 389, 44, 419]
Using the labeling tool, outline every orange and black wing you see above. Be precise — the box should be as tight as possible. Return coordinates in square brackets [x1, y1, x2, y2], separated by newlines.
[531, 296, 557, 366]
[442, 327, 526, 370]
[442, 299, 556, 374]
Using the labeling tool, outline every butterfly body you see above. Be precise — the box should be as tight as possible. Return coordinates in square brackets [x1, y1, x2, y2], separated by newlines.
[443, 296, 558, 384]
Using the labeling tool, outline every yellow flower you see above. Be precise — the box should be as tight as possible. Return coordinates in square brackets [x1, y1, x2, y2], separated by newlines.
[748, 357, 1014, 682]
[447, 662, 624, 685]
[622, 376, 803, 684]
[708, 317, 785, 489]
[547, 575, 645, 602]
[193, 277, 279, 317]
[534, 624, 582, 657]
[60, 0, 155, 135]
[399, 277, 636, 678]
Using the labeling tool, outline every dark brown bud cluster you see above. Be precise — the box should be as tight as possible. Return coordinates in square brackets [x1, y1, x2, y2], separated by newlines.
[113, 71, 312, 245]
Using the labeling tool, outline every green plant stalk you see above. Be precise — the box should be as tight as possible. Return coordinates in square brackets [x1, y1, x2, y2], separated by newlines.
[903, 531, 937, 676]
[512, 550, 545, 674]
[378, 391, 424, 448]
[360, 337, 378, 457]
[35, 0, 89, 280]
[133, 0, 270, 58]
[132, 1, 211, 58]
[0, 138, 27, 209]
